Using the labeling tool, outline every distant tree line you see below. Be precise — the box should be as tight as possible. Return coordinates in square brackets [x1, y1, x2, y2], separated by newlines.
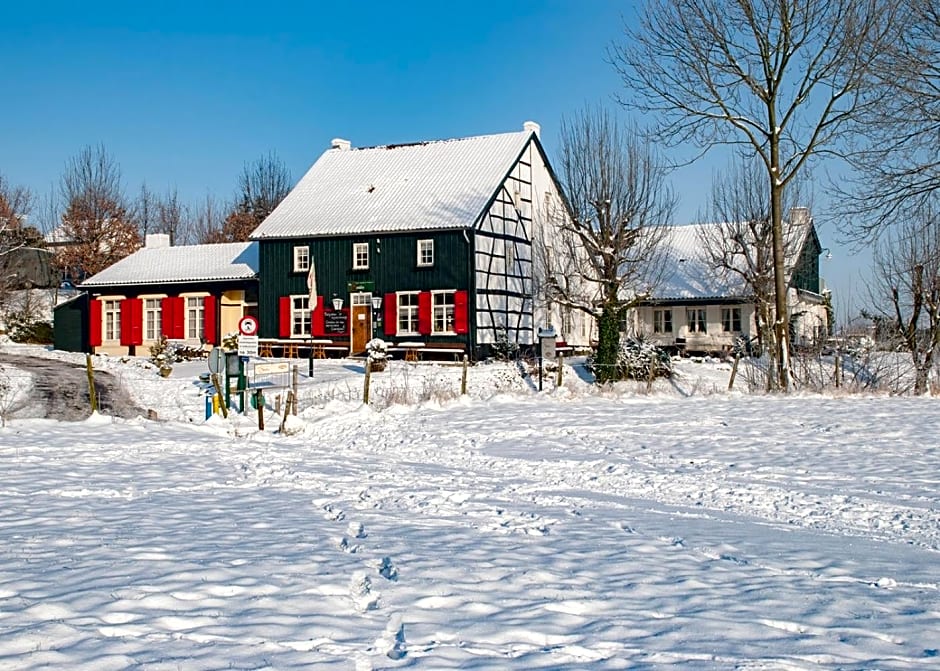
[0, 146, 291, 285]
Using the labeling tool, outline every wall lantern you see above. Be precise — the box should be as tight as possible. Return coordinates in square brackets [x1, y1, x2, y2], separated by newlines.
[332, 297, 344, 310]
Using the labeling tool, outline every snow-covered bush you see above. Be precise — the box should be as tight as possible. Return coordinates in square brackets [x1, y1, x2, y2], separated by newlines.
[221, 331, 239, 351]
[149, 336, 174, 377]
[366, 338, 390, 371]
[616, 336, 673, 382]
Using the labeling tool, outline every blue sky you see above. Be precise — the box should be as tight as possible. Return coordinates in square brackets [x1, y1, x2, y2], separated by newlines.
[1, 1, 866, 318]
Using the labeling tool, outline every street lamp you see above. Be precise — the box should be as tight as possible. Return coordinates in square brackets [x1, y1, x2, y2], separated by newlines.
[820, 247, 833, 260]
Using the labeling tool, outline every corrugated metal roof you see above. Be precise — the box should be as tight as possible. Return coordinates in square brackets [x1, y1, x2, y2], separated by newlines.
[655, 214, 814, 300]
[250, 130, 534, 239]
[656, 223, 749, 300]
[80, 242, 258, 287]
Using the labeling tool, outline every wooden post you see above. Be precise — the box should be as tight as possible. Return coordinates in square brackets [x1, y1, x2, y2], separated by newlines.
[728, 354, 741, 391]
[255, 389, 264, 431]
[835, 354, 842, 388]
[460, 355, 469, 395]
[211, 373, 229, 418]
[279, 390, 293, 433]
[556, 355, 563, 387]
[85, 355, 98, 414]
[363, 359, 372, 405]
[292, 365, 299, 415]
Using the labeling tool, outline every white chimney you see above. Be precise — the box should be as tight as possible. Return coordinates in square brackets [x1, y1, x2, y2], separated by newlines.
[331, 138, 351, 151]
[523, 121, 541, 137]
[146, 233, 171, 248]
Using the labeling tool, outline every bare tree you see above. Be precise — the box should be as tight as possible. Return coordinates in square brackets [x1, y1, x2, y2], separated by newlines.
[56, 144, 140, 281]
[213, 151, 292, 242]
[540, 107, 676, 383]
[133, 183, 158, 239]
[610, 0, 896, 390]
[190, 193, 226, 245]
[156, 188, 187, 245]
[869, 206, 940, 394]
[0, 174, 41, 306]
[697, 155, 809, 385]
[839, 0, 938, 239]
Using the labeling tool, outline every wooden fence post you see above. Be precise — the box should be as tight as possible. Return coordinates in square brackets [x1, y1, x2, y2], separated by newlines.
[461, 355, 469, 395]
[255, 389, 265, 431]
[85, 355, 98, 414]
[728, 354, 741, 391]
[556, 355, 563, 387]
[292, 365, 299, 415]
[363, 360, 372, 405]
[279, 390, 294, 433]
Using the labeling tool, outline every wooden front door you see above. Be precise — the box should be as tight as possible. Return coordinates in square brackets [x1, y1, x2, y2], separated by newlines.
[350, 293, 372, 355]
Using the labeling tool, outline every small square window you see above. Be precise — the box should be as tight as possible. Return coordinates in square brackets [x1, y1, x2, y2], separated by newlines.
[353, 242, 369, 270]
[417, 239, 434, 267]
[293, 246, 310, 272]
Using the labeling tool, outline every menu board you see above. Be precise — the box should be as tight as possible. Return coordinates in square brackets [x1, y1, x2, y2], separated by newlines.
[324, 309, 348, 335]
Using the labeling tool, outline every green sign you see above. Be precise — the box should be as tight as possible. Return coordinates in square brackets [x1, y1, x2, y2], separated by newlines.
[347, 281, 375, 292]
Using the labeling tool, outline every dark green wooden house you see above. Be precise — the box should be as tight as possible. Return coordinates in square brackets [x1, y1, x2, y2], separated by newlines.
[250, 122, 593, 360]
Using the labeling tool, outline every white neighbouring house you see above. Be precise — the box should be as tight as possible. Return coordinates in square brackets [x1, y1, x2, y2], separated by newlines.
[632, 207, 830, 355]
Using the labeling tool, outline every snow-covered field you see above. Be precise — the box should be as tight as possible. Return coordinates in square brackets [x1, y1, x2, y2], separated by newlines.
[1, 343, 938, 669]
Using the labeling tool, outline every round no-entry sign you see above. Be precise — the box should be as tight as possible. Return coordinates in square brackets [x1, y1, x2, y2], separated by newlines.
[238, 315, 259, 336]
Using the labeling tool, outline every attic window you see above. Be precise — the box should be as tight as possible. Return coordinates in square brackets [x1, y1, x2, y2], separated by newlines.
[353, 242, 369, 270]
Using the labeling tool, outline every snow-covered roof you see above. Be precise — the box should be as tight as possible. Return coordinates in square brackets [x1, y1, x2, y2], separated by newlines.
[250, 129, 536, 239]
[81, 242, 258, 287]
[653, 209, 815, 300]
[656, 223, 750, 300]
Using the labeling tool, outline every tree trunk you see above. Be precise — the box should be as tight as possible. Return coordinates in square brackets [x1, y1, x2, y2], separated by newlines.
[770, 155, 790, 391]
[595, 304, 621, 384]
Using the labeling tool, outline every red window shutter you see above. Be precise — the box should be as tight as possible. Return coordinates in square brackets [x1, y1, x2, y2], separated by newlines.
[311, 295, 325, 336]
[279, 296, 292, 337]
[174, 297, 186, 339]
[384, 293, 397, 336]
[89, 298, 102, 347]
[454, 290, 469, 334]
[417, 291, 432, 335]
[203, 295, 217, 344]
[161, 297, 175, 338]
[120, 298, 143, 346]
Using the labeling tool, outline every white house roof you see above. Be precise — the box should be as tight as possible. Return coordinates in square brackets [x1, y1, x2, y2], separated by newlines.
[81, 242, 258, 287]
[656, 223, 749, 300]
[250, 129, 535, 239]
[654, 209, 815, 300]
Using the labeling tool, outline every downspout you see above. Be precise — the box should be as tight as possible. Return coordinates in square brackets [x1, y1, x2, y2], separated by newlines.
[464, 227, 476, 360]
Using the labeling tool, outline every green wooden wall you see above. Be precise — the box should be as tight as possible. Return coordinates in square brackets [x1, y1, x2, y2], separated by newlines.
[257, 231, 472, 339]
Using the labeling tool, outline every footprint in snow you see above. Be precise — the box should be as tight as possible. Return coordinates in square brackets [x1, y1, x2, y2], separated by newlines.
[322, 503, 345, 522]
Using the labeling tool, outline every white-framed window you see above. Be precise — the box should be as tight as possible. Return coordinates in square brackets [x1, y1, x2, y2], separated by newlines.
[417, 239, 434, 267]
[103, 299, 121, 342]
[186, 297, 205, 340]
[397, 291, 420, 335]
[144, 298, 162, 341]
[290, 295, 310, 336]
[654, 309, 672, 334]
[432, 290, 455, 334]
[293, 245, 310, 272]
[722, 307, 742, 332]
[353, 242, 369, 270]
[687, 308, 707, 334]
